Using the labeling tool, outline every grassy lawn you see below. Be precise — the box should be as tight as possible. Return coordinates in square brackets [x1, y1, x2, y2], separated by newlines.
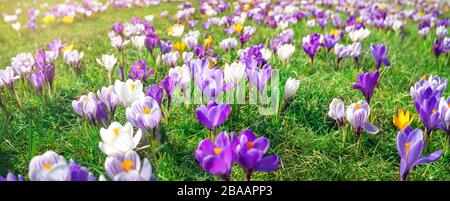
[0, 0, 449, 181]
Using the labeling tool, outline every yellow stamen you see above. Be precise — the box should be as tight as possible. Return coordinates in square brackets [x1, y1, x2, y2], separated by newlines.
[143, 107, 151, 114]
[213, 147, 221, 155]
[432, 109, 437, 114]
[405, 142, 411, 157]
[354, 103, 361, 110]
[43, 163, 53, 170]
[131, 83, 136, 92]
[113, 127, 120, 137]
[136, 65, 141, 70]
[121, 160, 134, 172]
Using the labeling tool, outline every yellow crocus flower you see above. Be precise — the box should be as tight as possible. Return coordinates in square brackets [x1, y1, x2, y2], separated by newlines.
[174, 41, 186, 52]
[204, 35, 213, 47]
[42, 15, 55, 24]
[393, 109, 413, 130]
[234, 23, 244, 34]
[62, 16, 74, 24]
[62, 44, 74, 52]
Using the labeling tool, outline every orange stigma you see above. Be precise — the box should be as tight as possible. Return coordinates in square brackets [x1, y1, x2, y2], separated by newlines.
[247, 142, 254, 149]
[43, 163, 53, 170]
[121, 160, 134, 172]
[213, 147, 221, 155]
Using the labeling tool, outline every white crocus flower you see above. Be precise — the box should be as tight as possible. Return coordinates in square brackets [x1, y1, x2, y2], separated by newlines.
[114, 79, 145, 107]
[11, 22, 21, 31]
[96, 54, 117, 74]
[168, 24, 185, 37]
[284, 77, 300, 99]
[349, 28, 371, 42]
[223, 61, 246, 85]
[260, 48, 272, 61]
[277, 44, 295, 63]
[99, 122, 143, 156]
[131, 35, 146, 51]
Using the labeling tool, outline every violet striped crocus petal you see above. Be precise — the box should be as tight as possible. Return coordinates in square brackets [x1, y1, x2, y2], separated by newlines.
[406, 139, 423, 166]
[255, 155, 280, 172]
[363, 123, 379, 134]
[215, 132, 230, 148]
[238, 149, 264, 171]
[396, 130, 408, 158]
[415, 150, 442, 166]
[196, 107, 212, 130]
[195, 139, 216, 162]
[253, 137, 270, 153]
[239, 129, 257, 142]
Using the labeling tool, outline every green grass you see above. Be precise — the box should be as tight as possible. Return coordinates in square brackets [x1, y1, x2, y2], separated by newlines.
[0, 0, 450, 181]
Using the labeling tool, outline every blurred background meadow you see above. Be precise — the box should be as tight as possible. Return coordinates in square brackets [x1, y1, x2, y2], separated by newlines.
[0, 0, 449, 181]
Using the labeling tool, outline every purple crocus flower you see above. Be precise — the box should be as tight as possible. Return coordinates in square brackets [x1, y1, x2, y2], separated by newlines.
[414, 89, 440, 138]
[97, 85, 120, 116]
[126, 96, 162, 132]
[370, 43, 391, 69]
[160, 74, 178, 110]
[129, 60, 154, 82]
[27, 71, 45, 92]
[302, 34, 322, 65]
[235, 129, 280, 181]
[72, 92, 109, 127]
[47, 39, 67, 55]
[352, 70, 380, 104]
[238, 26, 256, 45]
[146, 84, 164, 106]
[112, 22, 124, 35]
[195, 101, 231, 131]
[0, 172, 24, 181]
[396, 126, 442, 181]
[346, 100, 379, 140]
[104, 151, 153, 181]
[246, 63, 272, 94]
[144, 33, 160, 53]
[159, 40, 172, 54]
[195, 131, 237, 181]
[433, 39, 445, 58]
[322, 34, 339, 52]
[438, 97, 450, 135]
[69, 161, 96, 181]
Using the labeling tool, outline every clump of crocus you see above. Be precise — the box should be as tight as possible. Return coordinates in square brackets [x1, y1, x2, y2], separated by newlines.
[346, 100, 379, 141]
[114, 79, 145, 107]
[63, 49, 84, 74]
[352, 70, 379, 104]
[235, 129, 280, 181]
[283, 77, 300, 100]
[97, 85, 120, 119]
[393, 109, 414, 131]
[396, 126, 442, 181]
[104, 150, 154, 181]
[0, 67, 21, 107]
[196, 101, 231, 135]
[246, 63, 272, 94]
[370, 43, 390, 70]
[72, 92, 109, 127]
[0, 172, 24, 181]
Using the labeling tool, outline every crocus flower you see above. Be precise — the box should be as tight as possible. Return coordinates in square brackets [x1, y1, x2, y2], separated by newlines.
[334, 43, 350, 65]
[195, 101, 231, 131]
[438, 97, 450, 135]
[195, 132, 236, 181]
[145, 33, 160, 53]
[0, 172, 24, 181]
[11, 52, 34, 74]
[396, 126, 442, 181]
[168, 24, 184, 37]
[235, 129, 280, 181]
[131, 35, 146, 51]
[97, 85, 120, 115]
[129, 60, 154, 82]
[414, 89, 440, 136]
[47, 39, 67, 55]
[146, 84, 164, 105]
[72, 92, 109, 126]
[126, 96, 162, 132]
[28, 151, 69, 181]
[370, 43, 390, 69]
[168, 65, 191, 91]
[346, 100, 379, 140]
[238, 26, 256, 45]
[223, 61, 245, 86]
[114, 79, 145, 107]
[220, 37, 238, 52]
[112, 22, 124, 35]
[322, 34, 339, 52]
[276, 44, 295, 63]
[104, 151, 153, 181]
[246, 63, 272, 94]
[328, 98, 346, 126]
[393, 109, 414, 131]
[96, 54, 117, 80]
[433, 39, 445, 58]
[302, 34, 321, 65]
[99, 122, 142, 156]
[162, 51, 179, 67]
[160, 74, 178, 110]
[63, 50, 84, 72]
[436, 26, 447, 39]
[69, 161, 96, 181]
[349, 28, 370, 42]
[110, 35, 129, 52]
[352, 70, 380, 104]
[159, 40, 172, 54]
[284, 77, 300, 100]
[410, 75, 447, 101]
